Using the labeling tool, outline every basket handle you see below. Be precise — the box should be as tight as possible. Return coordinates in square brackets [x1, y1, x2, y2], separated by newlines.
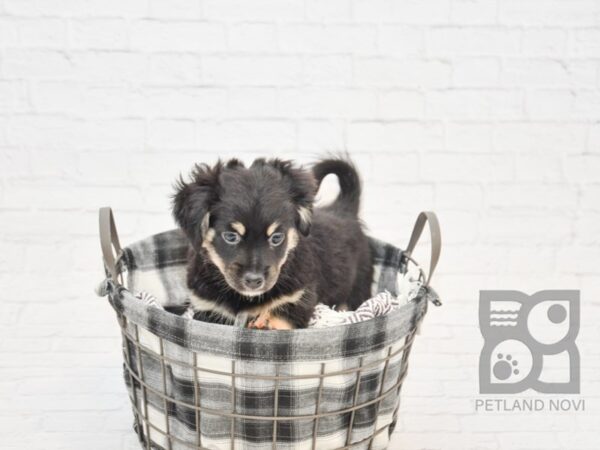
[99, 207, 123, 284]
[405, 211, 441, 286]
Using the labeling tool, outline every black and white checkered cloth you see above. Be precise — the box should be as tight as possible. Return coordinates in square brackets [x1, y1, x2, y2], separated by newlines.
[98, 229, 435, 450]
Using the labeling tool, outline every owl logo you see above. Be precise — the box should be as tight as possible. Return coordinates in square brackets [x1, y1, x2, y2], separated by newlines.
[479, 290, 580, 394]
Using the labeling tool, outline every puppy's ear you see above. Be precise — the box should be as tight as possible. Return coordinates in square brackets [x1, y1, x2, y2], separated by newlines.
[290, 171, 316, 236]
[172, 162, 222, 249]
[295, 203, 313, 236]
[266, 159, 317, 236]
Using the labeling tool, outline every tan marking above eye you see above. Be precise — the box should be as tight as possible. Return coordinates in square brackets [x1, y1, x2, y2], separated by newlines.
[230, 222, 246, 235]
[266, 221, 280, 236]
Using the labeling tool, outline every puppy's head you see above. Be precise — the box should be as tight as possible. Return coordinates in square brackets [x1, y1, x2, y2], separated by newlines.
[173, 158, 316, 297]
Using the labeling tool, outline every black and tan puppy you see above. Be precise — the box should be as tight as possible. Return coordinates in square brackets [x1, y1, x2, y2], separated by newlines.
[172, 158, 372, 329]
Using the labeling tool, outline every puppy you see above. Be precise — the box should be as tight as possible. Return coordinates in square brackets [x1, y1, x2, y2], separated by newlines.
[172, 158, 372, 329]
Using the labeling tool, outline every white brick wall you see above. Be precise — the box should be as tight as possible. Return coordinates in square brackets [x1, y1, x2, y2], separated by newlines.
[1, 1, 599, 449]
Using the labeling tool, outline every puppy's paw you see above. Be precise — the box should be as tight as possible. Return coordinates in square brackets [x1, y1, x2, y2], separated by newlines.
[267, 316, 294, 330]
[248, 312, 294, 330]
[248, 315, 269, 329]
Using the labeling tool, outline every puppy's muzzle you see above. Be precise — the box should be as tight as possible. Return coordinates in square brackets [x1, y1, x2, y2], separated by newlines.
[242, 272, 265, 290]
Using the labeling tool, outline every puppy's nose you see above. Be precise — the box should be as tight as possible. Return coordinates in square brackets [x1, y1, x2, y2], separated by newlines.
[243, 272, 265, 290]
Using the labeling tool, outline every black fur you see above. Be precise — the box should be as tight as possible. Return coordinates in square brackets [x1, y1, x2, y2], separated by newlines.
[172, 157, 373, 329]
[312, 158, 361, 216]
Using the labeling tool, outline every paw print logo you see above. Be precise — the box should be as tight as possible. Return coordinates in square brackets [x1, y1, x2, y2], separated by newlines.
[494, 354, 519, 380]
[479, 290, 580, 394]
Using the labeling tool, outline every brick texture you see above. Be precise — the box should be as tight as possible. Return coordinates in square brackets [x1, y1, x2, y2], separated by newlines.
[1, 1, 599, 449]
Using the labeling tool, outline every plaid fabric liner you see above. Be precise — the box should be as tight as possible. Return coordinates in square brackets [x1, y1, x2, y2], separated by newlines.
[101, 229, 431, 450]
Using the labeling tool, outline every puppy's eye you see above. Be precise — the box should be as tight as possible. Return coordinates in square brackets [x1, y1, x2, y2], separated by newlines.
[222, 231, 241, 245]
[269, 232, 285, 247]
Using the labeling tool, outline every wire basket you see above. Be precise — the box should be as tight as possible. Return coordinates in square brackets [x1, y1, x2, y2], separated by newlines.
[97, 208, 441, 450]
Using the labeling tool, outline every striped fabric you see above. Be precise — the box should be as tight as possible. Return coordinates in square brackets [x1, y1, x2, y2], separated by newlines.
[98, 229, 438, 450]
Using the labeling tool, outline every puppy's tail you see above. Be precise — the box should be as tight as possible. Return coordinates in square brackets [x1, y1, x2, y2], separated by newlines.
[312, 158, 361, 216]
